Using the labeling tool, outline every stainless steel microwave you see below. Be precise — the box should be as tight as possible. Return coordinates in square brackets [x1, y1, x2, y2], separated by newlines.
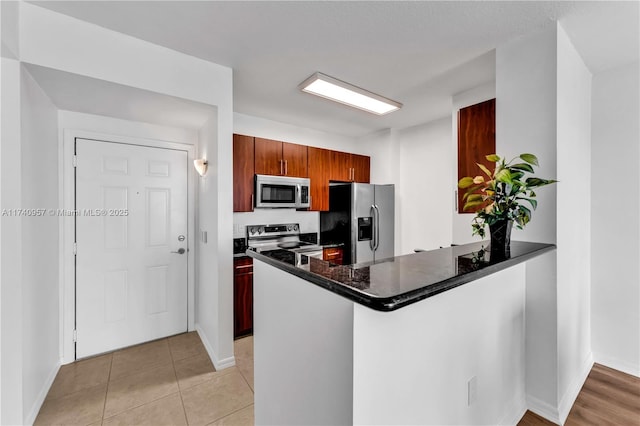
[255, 174, 310, 209]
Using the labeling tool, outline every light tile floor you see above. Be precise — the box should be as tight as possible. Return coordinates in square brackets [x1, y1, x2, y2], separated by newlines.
[35, 333, 255, 426]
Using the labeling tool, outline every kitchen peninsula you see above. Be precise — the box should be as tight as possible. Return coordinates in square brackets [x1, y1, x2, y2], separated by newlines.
[249, 241, 555, 425]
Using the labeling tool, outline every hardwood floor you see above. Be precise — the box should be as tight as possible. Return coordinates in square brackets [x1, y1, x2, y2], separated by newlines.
[518, 363, 640, 425]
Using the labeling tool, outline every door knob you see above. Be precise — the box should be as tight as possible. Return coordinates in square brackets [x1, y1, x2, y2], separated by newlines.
[171, 248, 186, 254]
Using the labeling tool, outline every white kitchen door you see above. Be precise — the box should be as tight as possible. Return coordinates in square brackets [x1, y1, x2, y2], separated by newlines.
[75, 138, 188, 358]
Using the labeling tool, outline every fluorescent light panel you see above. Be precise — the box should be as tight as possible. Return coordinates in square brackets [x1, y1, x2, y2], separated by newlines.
[298, 72, 402, 115]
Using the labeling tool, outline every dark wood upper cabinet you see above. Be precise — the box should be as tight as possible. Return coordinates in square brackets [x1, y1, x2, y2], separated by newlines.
[254, 137, 283, 176]
[233, 134, 255, 212]
[457, 98, 496, 213]
[330, 151, 370, 183]
[308, 147, 332, 211]
[351, 154, 371, 183]
[282, 142, 308, 178]
[254, 137, 308, 178]
[232, 133, 370, 212]
[330, 151, 352, 182]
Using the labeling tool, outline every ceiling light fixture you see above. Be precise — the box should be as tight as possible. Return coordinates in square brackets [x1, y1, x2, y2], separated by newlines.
[298, 72, 402, 115]
[194, 158, 208, 177]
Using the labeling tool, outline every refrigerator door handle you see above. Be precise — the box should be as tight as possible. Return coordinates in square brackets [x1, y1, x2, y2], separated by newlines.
[374, 204, 381, 251]
[369, 205, 376, 250]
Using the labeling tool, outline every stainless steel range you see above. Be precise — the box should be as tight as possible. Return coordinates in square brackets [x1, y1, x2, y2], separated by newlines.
[247, 223, 323, 268]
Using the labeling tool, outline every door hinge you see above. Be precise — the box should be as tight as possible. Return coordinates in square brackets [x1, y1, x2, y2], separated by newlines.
[73, 242, 77, 255]
[72, 155, 77, 167]
[73, 330, 77, 342]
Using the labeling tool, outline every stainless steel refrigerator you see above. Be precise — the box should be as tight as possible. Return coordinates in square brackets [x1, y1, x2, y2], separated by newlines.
[320, 183, 394, 264]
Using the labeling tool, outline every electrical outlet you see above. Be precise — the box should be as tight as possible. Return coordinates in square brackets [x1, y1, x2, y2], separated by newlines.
[467, 376, 477, 406]
[233, 223, 244, 237]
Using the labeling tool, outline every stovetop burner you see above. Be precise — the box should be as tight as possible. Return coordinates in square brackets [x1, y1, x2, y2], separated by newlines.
[260, 249, 296, 265]
[278, 241, 314, 249]
[247, 223, 323, 267]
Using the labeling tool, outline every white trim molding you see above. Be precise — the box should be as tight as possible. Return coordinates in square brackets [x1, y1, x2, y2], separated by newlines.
[196, 324, 236, 371]
[25, 362, 60, 425]
[558, 352, 594, 424]
[593, 352, 640, 378]
[526, 394, 561, 425]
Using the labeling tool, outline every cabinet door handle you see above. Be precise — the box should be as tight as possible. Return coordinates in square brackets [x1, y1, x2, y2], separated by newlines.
[279, 159, 283, 175]
[285, 160, 288, 175]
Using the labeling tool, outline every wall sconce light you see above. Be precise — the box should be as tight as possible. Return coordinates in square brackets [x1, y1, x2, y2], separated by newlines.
[194, 159, 208, 177]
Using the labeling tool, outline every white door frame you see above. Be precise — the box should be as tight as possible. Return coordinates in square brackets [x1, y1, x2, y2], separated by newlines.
[60, 129, 197, 364]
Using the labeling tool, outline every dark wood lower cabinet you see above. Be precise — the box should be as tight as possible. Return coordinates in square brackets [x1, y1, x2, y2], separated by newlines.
[323, 247, 344, 265]
[233, 257, 253, 338]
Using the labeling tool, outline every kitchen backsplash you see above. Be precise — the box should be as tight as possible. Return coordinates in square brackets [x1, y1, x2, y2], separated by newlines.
[233, 210, 320, 238]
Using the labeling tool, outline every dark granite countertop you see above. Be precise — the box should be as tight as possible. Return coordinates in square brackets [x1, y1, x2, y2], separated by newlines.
[321, 242, 345, 249]
[247, 241, 555, 312]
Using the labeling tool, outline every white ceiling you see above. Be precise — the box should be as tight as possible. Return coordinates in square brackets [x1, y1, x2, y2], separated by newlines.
[31, 1, 639, 138]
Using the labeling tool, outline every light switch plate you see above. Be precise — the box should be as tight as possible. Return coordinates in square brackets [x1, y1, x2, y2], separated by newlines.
[201, 230, 207, 243]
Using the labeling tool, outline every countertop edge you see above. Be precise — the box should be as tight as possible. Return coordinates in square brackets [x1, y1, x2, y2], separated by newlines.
[248, 242, 556, 312]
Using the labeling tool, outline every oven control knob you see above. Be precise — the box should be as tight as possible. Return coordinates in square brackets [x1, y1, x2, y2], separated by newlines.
[249, 227, 256, 235]
[258, 227, 264, 234]
[287, 225, 293, 231]
[293, 224, 299, 231]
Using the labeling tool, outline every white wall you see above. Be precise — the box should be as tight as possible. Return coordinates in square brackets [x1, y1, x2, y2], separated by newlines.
[496, 29, 558, 245]
[591, 61, 640, 376]
[555, 25, 593, 416]
[20, 66, 61, 424]
[396, 118, 452, 254]
[196, 113, 236, 369]
[1, 0, 19, 59]
[496, 23, 594, 423]
[353, 263, 527, 425]
[58, 111, 199, 145]
[1, 57, 24, 426]
[3, 2, 234, 416]
[234, 112, 360, 153]
[253, 261, 354, 425]
[496, 28, 559, 421]
[451, 82, 496, 245]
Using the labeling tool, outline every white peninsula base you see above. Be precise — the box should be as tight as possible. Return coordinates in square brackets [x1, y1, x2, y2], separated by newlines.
[253, 259, 529, 425]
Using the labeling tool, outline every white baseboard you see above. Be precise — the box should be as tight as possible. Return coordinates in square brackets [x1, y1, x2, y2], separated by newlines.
[498, 392, 527, 426]
[593, 352, 640, 378]
[24, 361, 60, 426]
[195, 324, 236, 371]
[526, 394, 560, 425]
[558, 352, 593, 424]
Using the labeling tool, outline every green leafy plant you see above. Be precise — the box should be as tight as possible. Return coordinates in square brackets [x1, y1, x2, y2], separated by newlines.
[458, 153, 557, 239]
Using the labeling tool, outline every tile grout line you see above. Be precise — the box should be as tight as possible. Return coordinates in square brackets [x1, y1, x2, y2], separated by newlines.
[102, 339, 179, 421]
[168, 337, 191, 425]
[205, 402, 255, 426]
[100, 353, 115, 425]
[236, 360, 254, 395]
